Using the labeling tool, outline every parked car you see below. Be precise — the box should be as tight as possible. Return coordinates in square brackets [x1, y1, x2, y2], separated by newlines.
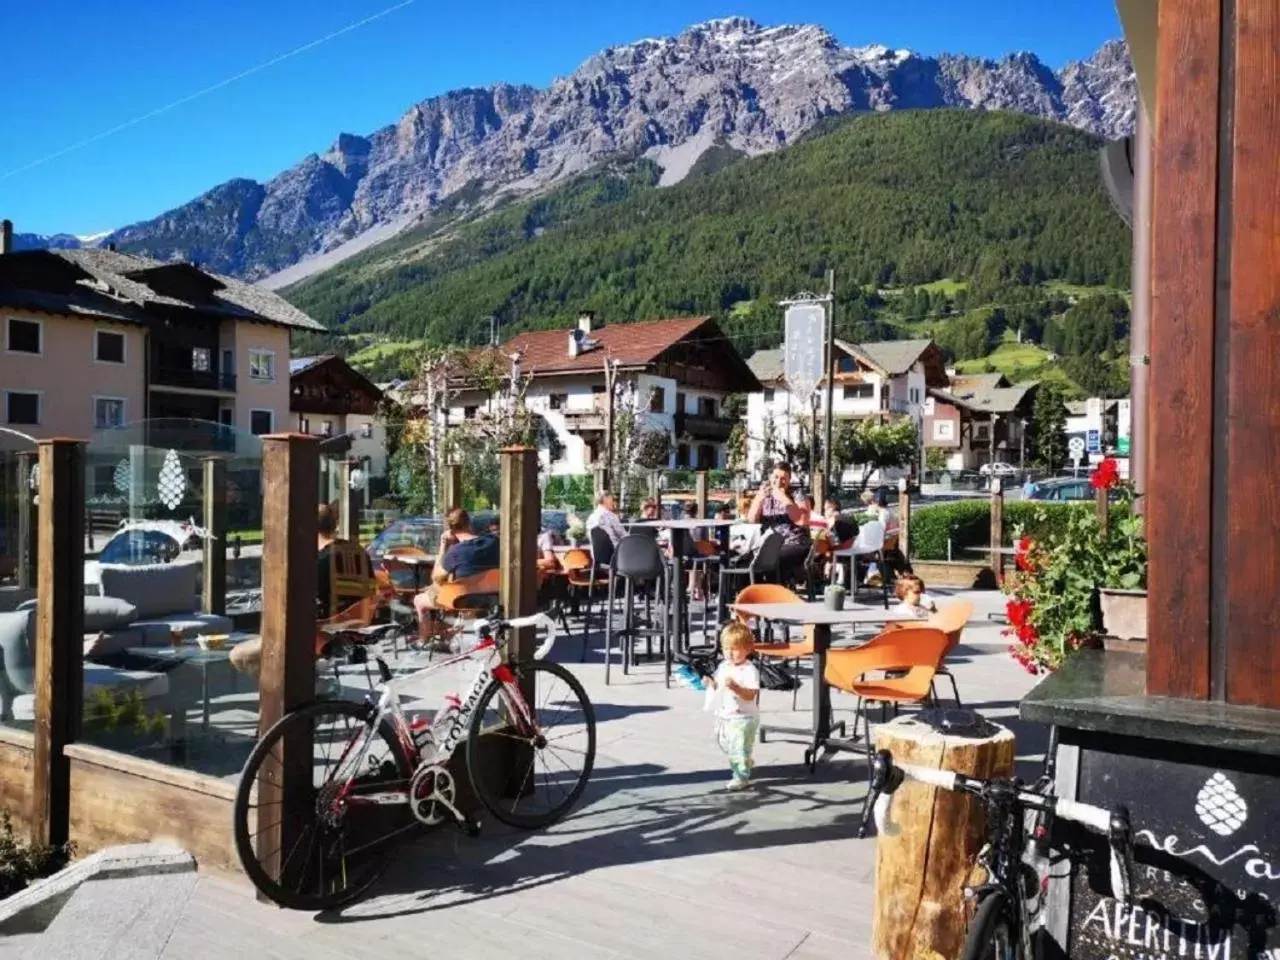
[1027, 478, 1124, 502]
[95, 519, 207, 565]
[979, 462, 1020, 478]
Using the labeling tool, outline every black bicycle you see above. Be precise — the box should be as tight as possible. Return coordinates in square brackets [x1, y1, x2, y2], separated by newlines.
[858, 740, 1135, 960]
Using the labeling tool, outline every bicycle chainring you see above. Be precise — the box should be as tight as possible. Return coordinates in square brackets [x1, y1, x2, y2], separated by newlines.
[409, 763, 457, 827]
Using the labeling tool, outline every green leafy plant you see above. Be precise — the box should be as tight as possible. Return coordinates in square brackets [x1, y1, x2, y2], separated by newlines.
[83, 688, 168, 739]
[1004, 460, 1146, 672]
[909, 500, 1087, 561]
[0, 811, 72, 900]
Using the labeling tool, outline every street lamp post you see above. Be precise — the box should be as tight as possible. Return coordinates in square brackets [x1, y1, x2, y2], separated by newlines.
[1019, 418, 1027, 473]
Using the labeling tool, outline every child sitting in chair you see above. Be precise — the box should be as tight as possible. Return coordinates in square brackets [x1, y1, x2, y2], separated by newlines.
[703, 622, 761, 791]
[892, 573, 938, 619]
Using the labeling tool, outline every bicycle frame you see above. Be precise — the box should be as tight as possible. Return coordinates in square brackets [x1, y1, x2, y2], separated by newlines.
[332, 613, 554, 808]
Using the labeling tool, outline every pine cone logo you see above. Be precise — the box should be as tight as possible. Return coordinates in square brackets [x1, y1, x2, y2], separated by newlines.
[1194, 772, 1248, 837]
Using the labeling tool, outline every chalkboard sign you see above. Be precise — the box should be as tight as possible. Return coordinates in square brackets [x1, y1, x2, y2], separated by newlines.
[1067, 750, 1279, 959]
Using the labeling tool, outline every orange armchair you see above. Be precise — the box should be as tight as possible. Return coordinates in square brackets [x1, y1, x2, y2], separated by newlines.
[880, 599, 974, 705]
[735, 583, 810, 709]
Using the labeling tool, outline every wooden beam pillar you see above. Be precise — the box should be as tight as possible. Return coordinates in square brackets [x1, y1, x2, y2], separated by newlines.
[1146, 0, 1280, 708]
[16, 452, 36, 590]
[31, 439, 85, 848]
[897, 477, 911, 562]
[988, 478, 1004, 585]
[694, 470, 708, 519]
[255, 433, 319, 901]
[499, 447, 539, 669]
[201, 456, 227, 616]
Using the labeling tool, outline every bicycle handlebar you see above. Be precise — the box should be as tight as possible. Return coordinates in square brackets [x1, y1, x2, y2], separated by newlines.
[473, 610, 559, 659]
[863, 750, 1134, 904]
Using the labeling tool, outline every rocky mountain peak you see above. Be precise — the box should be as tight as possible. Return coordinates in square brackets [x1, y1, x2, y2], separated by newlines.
[35, 19, 1137, 282]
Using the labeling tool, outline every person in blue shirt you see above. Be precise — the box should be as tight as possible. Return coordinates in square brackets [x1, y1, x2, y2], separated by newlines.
[413, 507, 500, 646]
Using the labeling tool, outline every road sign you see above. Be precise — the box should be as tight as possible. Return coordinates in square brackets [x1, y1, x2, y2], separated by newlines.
[783, 303, 827, 401]
[1069, 436, 1086, 474]
[1087, 429, 1101, 453]
[1116, 436, 1130, 455]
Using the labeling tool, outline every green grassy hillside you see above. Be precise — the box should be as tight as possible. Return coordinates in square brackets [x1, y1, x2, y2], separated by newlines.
[286, 109, 1131, 371]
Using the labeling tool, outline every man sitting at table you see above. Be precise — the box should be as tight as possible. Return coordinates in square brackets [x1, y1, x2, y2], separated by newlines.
[745, 461, 812, 584]
[413, 507, 500, 646]
[587, 490, 627, 546]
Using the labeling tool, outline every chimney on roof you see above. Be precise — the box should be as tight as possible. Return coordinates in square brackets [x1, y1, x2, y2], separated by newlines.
[1, 219, 12, 256]
[578, 311, 597, 334]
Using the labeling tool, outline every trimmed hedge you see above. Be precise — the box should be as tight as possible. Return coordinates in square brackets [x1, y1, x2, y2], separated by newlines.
[910, 500, 1091, 560]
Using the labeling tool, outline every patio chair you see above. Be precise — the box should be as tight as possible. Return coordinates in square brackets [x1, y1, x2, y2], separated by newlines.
[716, 529, 783, 625]
[879, 599, 974, 706]
[823, 626, 951, 808]
[846, 520, 890, 608]
[563, 548, 611, 660]
[604, 534, 670, 685]
[734, 583, 809, 710]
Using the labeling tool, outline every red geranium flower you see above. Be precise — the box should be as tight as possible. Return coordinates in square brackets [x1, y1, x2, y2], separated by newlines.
[1006, 598, 1033, 628]
[1090, 457, 1121, 491]
[1014, 536, 1036, 571]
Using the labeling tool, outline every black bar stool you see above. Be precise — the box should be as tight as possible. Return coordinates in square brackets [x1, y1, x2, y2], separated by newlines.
[604, 534, 669, 685]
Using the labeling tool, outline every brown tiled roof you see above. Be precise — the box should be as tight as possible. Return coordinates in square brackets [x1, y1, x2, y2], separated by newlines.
[500, 316, 713, 374]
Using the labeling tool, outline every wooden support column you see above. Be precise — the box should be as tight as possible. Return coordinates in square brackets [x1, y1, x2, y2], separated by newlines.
[592, 466, 609, 501]
[810, 469, 825, 512]
[499, 447, 539, 666]
[897, 477, 911, 562]
[1095, 485, 1110, 540]
[988, 478, 1004, 584]
[31, 439, 85, 849]
[1147, 0, 1280, 708]
[16, 452, 36, 590]
[337, 459, 361, 542]
[441, 462, 462, 511]
[695, 470, 709, 519]
[255, 434, 319, 901]
[201, 456, 227, 616]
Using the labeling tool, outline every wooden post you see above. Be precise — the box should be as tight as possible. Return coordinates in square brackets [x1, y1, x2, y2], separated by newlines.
[201, 456, 227, 616]
[988, 477, 1004, 584]
[1095, 484, 1109, 539]
[255, 433, 319, 902]
[1144, 0, 1280, 707]
[31, 439, 85, 849]
[872, 715, 1016, 959]
[16, 452, 36, 590]
[592, 465, 609, 500]
[897, 477, 911, 562]
[694, 470, 708, 519]
[337, 459, 361, 542]
[810, 469, 825, 513]
[500, 447, 539, 663]
[441, 462, 462, 511]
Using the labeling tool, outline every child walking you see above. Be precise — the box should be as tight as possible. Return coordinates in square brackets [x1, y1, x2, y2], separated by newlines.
[704, 622, 761, 791]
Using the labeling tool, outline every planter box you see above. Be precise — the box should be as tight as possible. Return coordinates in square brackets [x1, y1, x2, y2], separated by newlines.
[1098, 587, 1147, 642]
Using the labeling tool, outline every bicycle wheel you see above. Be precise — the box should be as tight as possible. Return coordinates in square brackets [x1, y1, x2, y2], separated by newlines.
[961, 891, 1019, 960]
[233, 699, 416, 911]
[466, 659, 596, 829]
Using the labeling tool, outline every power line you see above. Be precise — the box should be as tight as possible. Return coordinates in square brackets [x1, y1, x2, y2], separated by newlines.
[1, 0, 416, 181]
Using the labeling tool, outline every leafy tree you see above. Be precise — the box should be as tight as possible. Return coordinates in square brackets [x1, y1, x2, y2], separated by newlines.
[830, 418, 919, 492]
[1030, 382, 1069, 470]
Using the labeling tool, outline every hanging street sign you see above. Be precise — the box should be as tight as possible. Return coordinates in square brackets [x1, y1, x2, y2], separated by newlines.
[1087, 429, 1101, 454]
[783, 302, 827, 401]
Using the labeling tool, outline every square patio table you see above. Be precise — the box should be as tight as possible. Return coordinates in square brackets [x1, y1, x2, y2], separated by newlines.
[125, 633, 254, 733]
[733, 601, 907, 770]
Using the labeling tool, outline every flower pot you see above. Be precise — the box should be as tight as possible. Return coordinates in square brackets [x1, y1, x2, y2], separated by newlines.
[1098, 587, 1147, 642]
[824, 589, 846, 611]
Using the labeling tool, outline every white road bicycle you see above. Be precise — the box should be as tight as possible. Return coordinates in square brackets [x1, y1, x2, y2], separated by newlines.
[232, 610, 596, 910]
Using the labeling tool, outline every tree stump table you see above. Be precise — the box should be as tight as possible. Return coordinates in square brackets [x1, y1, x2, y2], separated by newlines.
[871, 714, 1016, 960]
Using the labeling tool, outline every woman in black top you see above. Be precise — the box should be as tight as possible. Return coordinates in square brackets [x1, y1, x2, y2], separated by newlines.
[745, 461, 812, 582]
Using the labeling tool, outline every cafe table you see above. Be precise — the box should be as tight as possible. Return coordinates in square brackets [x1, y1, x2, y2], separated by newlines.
[732, 600, 907, 771]
[627, 518, 737, 686]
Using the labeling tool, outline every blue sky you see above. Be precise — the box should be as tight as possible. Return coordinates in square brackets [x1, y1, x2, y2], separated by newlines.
[0, 0, 1122, 235]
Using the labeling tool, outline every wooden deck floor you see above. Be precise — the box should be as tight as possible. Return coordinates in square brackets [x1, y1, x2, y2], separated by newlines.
[53, 590, 1044, 959]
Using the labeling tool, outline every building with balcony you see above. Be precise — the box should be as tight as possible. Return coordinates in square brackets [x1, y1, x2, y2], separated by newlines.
[744, 338, 948, 482]
[924, 372, 1039, 471]
[290, 355, 388, 494]
[436, 313, 760, 475]
[0, 225, 325, 453]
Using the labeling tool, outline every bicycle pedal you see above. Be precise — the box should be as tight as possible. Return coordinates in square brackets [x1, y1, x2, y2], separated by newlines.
[456, 812, 481, 838]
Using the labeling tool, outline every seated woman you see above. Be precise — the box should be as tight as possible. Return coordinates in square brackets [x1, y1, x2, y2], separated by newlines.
[413, 507, 500, 647]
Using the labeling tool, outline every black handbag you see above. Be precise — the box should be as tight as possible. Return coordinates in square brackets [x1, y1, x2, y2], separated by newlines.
[753, 655, 799, 691]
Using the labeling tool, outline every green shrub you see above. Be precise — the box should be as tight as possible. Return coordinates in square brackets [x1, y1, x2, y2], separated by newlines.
[910, 500, 1091, 560]
[0, 811, 72, 899]
[911, 500, 991, 560]
[545, 474, 594, 513]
